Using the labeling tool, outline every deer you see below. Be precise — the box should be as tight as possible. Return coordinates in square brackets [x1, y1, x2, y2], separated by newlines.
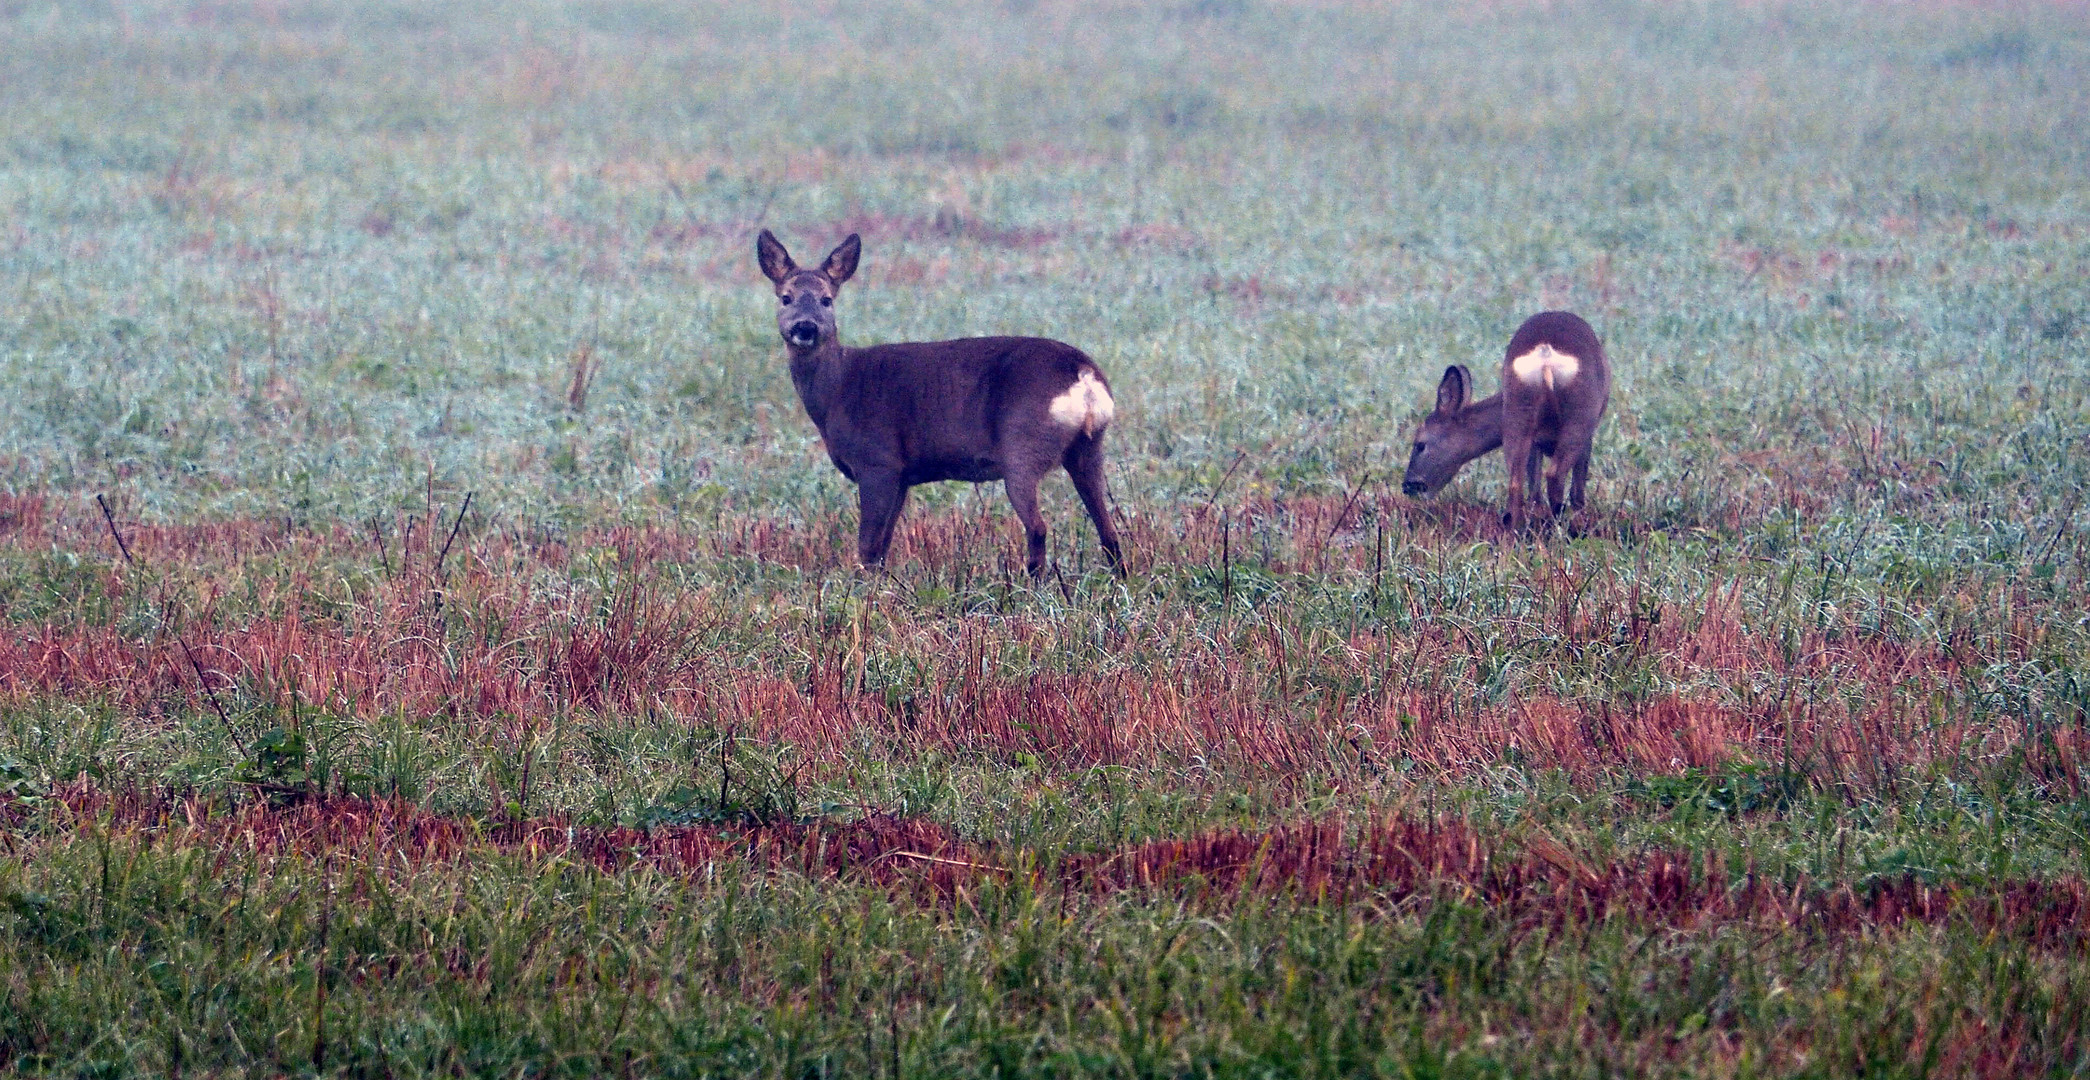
[756, 229, 1125, 577]
[1400, 310, 1612, 530]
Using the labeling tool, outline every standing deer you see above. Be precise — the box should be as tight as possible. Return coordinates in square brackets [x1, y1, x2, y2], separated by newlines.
[756, 229, 1125, 576]
[1400, 311, 1612, 529]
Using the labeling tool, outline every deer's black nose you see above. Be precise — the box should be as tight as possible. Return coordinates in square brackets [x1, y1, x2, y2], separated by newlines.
[1401, 480, 1427, 496]
[787, 321, 819, 345]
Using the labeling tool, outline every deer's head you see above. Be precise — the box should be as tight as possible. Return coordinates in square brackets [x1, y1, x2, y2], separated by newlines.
[757, 230, 859, 353]
[1401, 365, 1501, 496]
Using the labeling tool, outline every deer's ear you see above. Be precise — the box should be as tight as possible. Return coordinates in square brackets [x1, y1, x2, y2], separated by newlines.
[757, 229, 795, 284]
[1434, 365, 1471, 414]
[822, 233, 861, 286]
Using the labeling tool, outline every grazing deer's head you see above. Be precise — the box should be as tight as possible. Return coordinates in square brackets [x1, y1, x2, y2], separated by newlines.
[757, 229, 859, 353]
[1401, 365, 1503, 496]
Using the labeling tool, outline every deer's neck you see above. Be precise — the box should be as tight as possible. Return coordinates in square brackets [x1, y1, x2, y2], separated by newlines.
[787, 342, 848, 432]
[1464, 393, 1506, 453]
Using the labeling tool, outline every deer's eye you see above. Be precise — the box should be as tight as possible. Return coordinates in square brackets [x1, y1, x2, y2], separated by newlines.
[779, 295, 792, 305]
[1413, 442, 1425, 453]
[820, 296, 832, 307]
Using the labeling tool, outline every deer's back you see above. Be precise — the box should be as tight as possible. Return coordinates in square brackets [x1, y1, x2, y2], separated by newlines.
[818, 336, 1103, 481]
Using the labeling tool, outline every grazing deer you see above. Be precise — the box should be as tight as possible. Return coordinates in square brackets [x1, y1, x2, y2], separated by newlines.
[756, 229, 1125, 576]
[1400, 311, 1611, 529]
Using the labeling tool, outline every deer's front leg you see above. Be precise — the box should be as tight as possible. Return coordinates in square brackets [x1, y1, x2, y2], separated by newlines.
[1545, 457, 1570, 517]
[855, 470, 910, 569]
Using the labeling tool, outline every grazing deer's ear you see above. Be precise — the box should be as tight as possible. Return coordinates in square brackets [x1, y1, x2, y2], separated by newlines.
[1435, 365, 1471, 415]
[822, 233, 861, 286]
[757, 229, 795, 284]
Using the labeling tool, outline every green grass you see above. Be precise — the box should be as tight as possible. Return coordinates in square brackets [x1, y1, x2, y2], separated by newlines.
[8, 832, 2083, 1078]
[2, 1, 2089, 1076]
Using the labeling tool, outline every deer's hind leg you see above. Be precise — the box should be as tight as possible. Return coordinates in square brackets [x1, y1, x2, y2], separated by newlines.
[1502, 424, 1538, 531]
[1003, 466, 1052, 577]
[1063, 433, 1125, 576]
[1570, 454, 1593, 511]
[1552, 411, 1603, 516]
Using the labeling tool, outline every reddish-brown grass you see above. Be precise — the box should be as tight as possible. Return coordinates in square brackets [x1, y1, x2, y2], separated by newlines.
[15, 781, 2086, 948]
[0, 493, 2075, 794]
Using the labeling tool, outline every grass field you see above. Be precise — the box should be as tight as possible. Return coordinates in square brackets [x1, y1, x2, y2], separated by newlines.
[2, 0, 2089, 1075]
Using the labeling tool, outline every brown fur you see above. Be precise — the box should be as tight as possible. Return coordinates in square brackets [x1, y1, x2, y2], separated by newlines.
[1401, 311, 1612, 530]
[756, 230, 1125, 576]
[1400, 367, 1504, 499]
[1500, 311, 1611, 529]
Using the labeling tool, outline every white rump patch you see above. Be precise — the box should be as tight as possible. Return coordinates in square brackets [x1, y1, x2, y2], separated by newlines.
[1048, 371, 1115, 435]
[1510, 343, 1581, 391]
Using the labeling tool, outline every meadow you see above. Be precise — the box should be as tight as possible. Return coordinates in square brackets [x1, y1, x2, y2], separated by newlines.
[2, 0, 2088, 1075]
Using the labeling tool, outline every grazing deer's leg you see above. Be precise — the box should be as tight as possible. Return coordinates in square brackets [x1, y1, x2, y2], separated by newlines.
[855, 470, 910, 569]
[1503, 425, 1535, 530]
[1569, 454, 1592, 511]
[1003, 468, 1051, 577]
[1545, 456, 1570, 516]
[1063, 435, 1125, 575]
[1552, 413, 1601, 517]
[1528, 447, 1548, 514]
